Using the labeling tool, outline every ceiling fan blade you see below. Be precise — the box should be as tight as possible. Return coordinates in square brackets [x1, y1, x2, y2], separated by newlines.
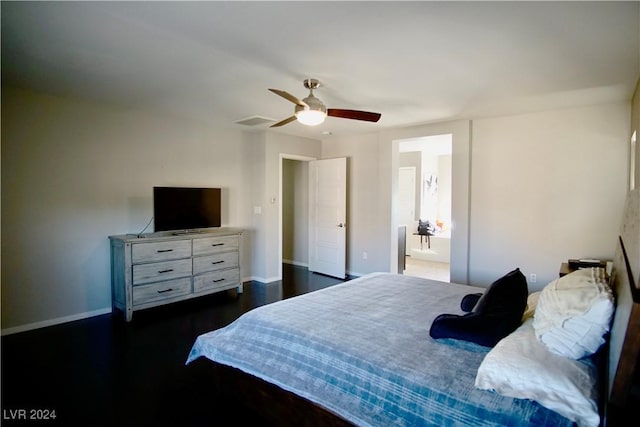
[268, 88, 307, 107]
[270, 116, 297, 128]
[327, 109, 381, 122]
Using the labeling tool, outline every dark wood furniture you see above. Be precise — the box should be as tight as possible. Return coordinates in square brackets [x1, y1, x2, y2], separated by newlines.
[559, 262, 574, 277]
[606, 233, 640, 423]
[413, 232, 431, 249]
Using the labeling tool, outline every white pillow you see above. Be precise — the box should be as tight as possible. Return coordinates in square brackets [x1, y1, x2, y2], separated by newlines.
[521, 291, 540, 322]
[475, 319, 600, 427]
[532, 267, 614, 359]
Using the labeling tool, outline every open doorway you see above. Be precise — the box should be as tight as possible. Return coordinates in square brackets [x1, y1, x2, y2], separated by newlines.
[398, 134, 452, 281]
[281, 157, 312, 272]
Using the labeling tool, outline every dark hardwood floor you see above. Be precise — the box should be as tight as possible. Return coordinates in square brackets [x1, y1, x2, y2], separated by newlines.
[1, 264, 353, 426]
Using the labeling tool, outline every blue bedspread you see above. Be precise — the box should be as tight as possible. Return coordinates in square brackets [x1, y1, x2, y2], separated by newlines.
[187, 273, 574, 426]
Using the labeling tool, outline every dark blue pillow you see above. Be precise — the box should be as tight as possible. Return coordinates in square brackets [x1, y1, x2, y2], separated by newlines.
[460, 293, 482, 312]
[429, 268, 528, 347]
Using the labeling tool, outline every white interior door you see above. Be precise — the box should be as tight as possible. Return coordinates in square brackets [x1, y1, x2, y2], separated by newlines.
[308, 157, 347, 279]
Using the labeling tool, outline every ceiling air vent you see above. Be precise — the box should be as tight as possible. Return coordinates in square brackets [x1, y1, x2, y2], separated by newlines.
[233, 116, 276, 127]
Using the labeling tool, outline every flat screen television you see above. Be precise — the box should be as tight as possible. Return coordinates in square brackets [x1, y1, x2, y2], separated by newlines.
[153, 186, 221, 232]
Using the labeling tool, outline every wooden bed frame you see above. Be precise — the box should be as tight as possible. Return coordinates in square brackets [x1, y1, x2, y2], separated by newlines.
[189, 357, 355, 427]
[191, 189, 640, 427]
[605, 188, 640, 425]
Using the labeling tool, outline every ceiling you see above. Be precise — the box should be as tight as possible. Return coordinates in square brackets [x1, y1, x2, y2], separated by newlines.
[2, 1, 639, 140]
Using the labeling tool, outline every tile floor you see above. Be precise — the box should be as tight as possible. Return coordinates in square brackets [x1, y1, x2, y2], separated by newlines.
[403, 257, 450, 282]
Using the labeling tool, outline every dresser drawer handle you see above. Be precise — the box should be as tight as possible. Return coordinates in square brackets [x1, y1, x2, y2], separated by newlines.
[157, 249, 174, 253]
[157, 288, 174, 294]
[158, 268, 174, 274]
[211, 260, 225, 265]
[211, 243, 224, 247]
[212, 278, 225, 283]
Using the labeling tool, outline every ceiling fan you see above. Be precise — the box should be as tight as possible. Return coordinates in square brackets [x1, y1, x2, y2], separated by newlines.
[269, 78, 381, 127]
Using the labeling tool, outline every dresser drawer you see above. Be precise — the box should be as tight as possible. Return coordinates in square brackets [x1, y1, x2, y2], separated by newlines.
[132, 278, 192, 306]
[192, 235, 239, 256]
[132, 240, 192, 263]
[194, 268, 240, 294]
[132, 258, 192, 285]
[193, 252, 239, 275]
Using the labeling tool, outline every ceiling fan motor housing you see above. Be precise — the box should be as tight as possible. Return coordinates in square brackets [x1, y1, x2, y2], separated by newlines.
[296, 94, 326, 115]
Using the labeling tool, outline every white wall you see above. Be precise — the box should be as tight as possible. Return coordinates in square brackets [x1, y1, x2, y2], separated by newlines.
[469, 104, 629, 290]
[0, 86, 320, 332]
[324, 104, 629, 291]
[437, 154, 452, 226]
[631, 78, 640, 190]
[259, 133, 321, 282]
[0, 87, 248, 331]
[244, 131, 267, 283]
[282, 159, 309, 265]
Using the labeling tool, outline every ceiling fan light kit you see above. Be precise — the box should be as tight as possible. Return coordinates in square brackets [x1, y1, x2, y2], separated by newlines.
[296, 109, 326, 126]
[269, 78, 381, 128]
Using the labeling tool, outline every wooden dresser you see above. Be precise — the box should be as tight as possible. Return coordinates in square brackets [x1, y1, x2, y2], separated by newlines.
[109, 228, 243, 321]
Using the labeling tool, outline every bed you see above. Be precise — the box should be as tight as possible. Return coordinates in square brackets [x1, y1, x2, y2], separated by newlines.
[186, 188, 639, 427]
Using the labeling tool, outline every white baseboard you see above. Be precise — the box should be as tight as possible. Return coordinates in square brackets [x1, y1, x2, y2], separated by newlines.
[1, 307, 112, 336]
[244, 275, 281, 283]
[283, 259, 309, 267]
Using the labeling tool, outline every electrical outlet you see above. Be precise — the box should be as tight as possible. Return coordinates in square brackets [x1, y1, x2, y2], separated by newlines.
[362, 251, 368, 260]
[529, 273, 537, 283]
